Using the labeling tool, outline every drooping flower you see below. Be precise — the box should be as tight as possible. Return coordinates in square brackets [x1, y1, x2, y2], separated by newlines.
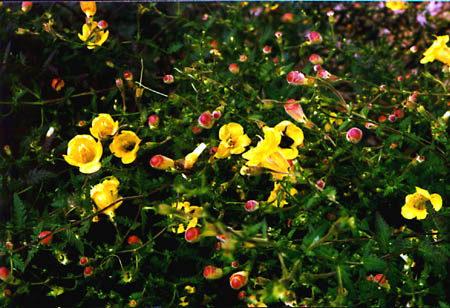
[90, 176, 123, 221]
[385, 1, 408, 12]
[401, 187, 442, 220]
[78, 21, 109, 50]
[266, 182, 298, 208]
[215, 123, 251, 159]
[420, 35, 450, 66]
[90, 113, 119, 140]
[109, 131, 141, 164]
[63, 135, 103, 174]
[80, 1, 96, 17]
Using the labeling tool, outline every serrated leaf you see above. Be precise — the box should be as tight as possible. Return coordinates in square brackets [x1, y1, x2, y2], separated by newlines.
[375, 213, 391, 251]
[167, 42, 183, 54]
[363, 255, 387, 271]
[12, 255, 25, 272]
[13, 193, 27, 230]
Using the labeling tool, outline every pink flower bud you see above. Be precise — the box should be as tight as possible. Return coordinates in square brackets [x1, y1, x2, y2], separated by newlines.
[313, 64, 322, 72]
[346, 128, 363, 144]
[231, 261, 239, 268]
[244, 200, 259, 212]
[379, 85, 387, 91]
[229, 63, 239, 74]
[316, 180, 325, 191]
[415, 155, 425, 163]
[97, 20, 108, 30]
[212, 110, 222, 120]
[148, 115, 159, 128]
[239, 55, 247, 62]
[394, 109, 404, 118]
[410, 45, 418, 53]
[286, 71, 306, 85]
[309, 54, 323, 65]
[198, 112, 214, 129]
[230, 271, 248, 290]
[284, 100, 306, 123]
[123, 71, 133, 81]
[163, 74, 174, 84]
[202, 13, 209, 20]
[262, 45, 272, 54]
[115, 78, 124, 90]
[388, 114, 397, 122]
[150, 155, 174, 170]
[185, 227, 201, 243]
[0, 267, 10, 282]
[275, 31, 282, 39]
[203, 265, 223, 279]
[327, 10, 334, 17]
[21, 2, 32, 13]
[317, 69, 331, 79]
[281, 13, 294, 23]
[307, 31, 322, 44]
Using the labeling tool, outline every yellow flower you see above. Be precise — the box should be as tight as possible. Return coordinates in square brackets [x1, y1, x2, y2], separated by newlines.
[274, 121, 304, 159]
[90, 176, 123, 220]
[266, 182, 298, 208]
[401, 187, 442, 220]
[110, 131, 141, 164]
[420, 35, 450, 66]
[179, 296, 189, 306]
[324, 112, 343, 132]
[170, 202, 203, 233]
[63, 135, 103, 174]
[185, 285, 195, 294]
[385, 1, 407, 11]
[215, 123, 251, 159]
[184, 143, 207, 169]
[80, 1, 96, 17]
[90, 113, 119, 140]
[78, 21, 109, 50]
[242, 126, 281, 167]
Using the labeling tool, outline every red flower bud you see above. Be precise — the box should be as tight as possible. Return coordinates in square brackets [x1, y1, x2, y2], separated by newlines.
[39, 231, 53, 245]
[185, 227, 201, 243]
[346, 127, 363, 144]
[244, 200, 259, 212]
[51, 78, 65, 92]
[148, 115, 159, 128]
[97, 20, 108, 30]
[307, 31, 322, 44]
[378, 115, 387, 122]
[0, 267, 10, 282]
[123, 71, 133, 81]
[262, 45, 271, 54]
[84, 266, 94, 277]
[229, 271, 248, 290]
[203, 265, 223, 280]
[21, 1, 32, 13]
[79, 257, 89, 266]
[127, 235, 142, 245]
[198, 112, 214, 129]
[388, 114, 397, 122]
[237, 290, 246, 300]
[286, 71, 306, 85]
[163, 74, 174, 84]
[229, 63, 239, 74]
[309, 54, 323, 65]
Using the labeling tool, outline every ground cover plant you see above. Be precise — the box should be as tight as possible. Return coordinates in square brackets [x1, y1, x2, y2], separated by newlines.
[1, 1, 450, 307]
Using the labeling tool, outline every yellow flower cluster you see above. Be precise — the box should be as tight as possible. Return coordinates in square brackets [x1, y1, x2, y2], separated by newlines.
[170, 201, 203, 233]
[63, 113, 141, 174]
[78, 2, 109, 49]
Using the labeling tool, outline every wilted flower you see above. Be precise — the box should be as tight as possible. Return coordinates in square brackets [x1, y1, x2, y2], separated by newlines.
[63, 135, 103, 174]
[78, 21, 109, 49]
[90, 176, 123, 221]
[401, 187, 442, 220]
[109, 131, 141, 164]
[420, 35, 450, 66]
[90, 113, 119, 140]
[215, 123, 251, 159]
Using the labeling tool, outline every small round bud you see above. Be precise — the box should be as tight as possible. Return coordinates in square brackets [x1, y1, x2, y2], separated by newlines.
[198, 112, 214, 129]
[244, 200, 259, 212]
[123, 71, 133, 81]
[203, 265, 223, 280]
[127, 235, 142, 245]
[84, 266, 94, 277]
[163, 74, 174, 84]
[79, 257, 89, 266]
[185, 227, 201, 243]
[39, 231, 53, 245]
[229, 63, 239, 74]
[97, 20, 108, 30]
[148, 115, 159, 129]
[309, 54, 323, 65]
[0, 267, 10, 282]
[262, 45, 272, 54]
[346, 128, 363, 144]
[306, 31, 322, 44]
[229, 271, 248, 290]
[388, 114, 397, 122]
[21, 1, 32, 13]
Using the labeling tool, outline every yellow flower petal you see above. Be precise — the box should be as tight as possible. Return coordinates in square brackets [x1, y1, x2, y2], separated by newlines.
[90, 113, 119, 139]
[109, 131, 141, 164]
[430, 193, 443, 211]
[401, 204, 417, 219]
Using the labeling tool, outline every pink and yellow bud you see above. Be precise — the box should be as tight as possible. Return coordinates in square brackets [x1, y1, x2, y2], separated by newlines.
[244, 200, 259, 212]
[203, 265, 223, 280]
[284, 100, 306, 123]
[262, 45, 272, 54]
[346, 127, 363, 144]
[150, 155, 174, 170]
[148, 115, 159, 129]
[185, 227, 201, 243]
[309, 54, 323, 65]
[229, 63, 239, 74]
[306, 31, 322, 44]
[123, 71, 133, 81]
[21, 1, 32, 13]
[97, 20, 108, 30]
[230, 271, 248, 290]
[286, 71, 306, 85]
[163, 74, 174, 84]
[198, 112, 215, 129]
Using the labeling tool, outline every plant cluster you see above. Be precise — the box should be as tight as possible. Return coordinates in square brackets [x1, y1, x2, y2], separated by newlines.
[1, 1, 450, 307]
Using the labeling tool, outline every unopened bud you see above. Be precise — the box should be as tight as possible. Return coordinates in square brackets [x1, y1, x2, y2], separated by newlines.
[346, 127, 363, 144]
[185, 227, 201, 243]
[150, 155, 174, 170]
[198, 112, 215, 129]
[229, 271, 248, 290]
[203, 265, 223, 280]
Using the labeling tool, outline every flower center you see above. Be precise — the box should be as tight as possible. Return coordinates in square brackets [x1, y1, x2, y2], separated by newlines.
[412, 194, 428, 210]
[123, 141, 136, 152]
[225, 137, 235, 148]
[77, 143, 95, 163]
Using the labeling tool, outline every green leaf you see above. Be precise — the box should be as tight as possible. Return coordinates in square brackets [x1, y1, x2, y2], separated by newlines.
[363, 255, 387, 272]
[13, 193, 27, 230]
[167, 42, 183, 54]
[375, 213, 391, 251]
